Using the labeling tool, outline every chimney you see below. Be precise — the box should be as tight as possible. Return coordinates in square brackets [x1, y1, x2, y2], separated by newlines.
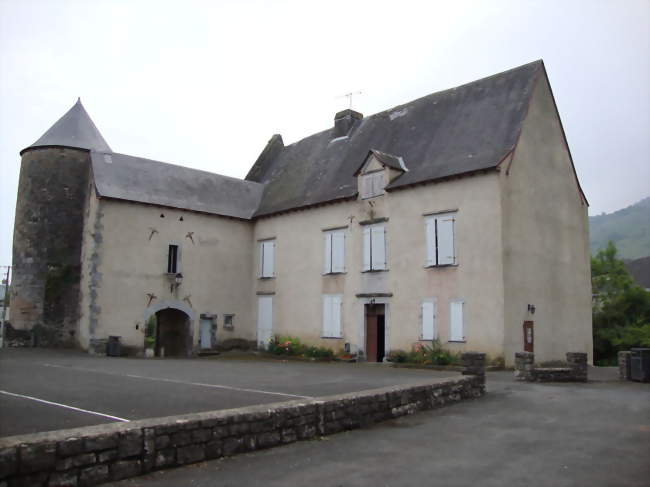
[333, 109, 363, 138]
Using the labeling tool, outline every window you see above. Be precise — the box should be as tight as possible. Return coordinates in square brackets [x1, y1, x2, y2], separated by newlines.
[167, 244, 179, 273]
[322, 294, 342, 338]
[363, 224, 387, 271]
[224, 314, 234, 330]
[449, 300, 465, 342]
[259, 239, 275, 278]
[360, 171, 385, 199]
[425, 212, 457, 266]
[323, 229, 346, 274]
[421, 298, 437, 340]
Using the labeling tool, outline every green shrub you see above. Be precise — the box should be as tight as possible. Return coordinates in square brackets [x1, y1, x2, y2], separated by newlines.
[387, 349, 409, 363]
[267, 335, 305, 356]
[388, 340, 460, 366]
[304, 345, 335, 359]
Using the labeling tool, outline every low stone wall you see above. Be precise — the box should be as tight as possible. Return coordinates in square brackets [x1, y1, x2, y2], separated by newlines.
[514, 352, 587, 382]
[0, 355, 485, 486]
[618, 351, 631, 380]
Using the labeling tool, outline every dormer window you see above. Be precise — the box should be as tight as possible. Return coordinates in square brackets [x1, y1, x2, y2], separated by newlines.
[355, 149, 407, 200]
[361, 171, 385, 199]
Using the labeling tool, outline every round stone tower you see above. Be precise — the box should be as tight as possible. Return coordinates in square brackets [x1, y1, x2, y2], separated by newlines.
[12, 99, 111, 346]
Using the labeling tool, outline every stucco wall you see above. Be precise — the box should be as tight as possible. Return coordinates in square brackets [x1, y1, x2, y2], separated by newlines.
[252, 171, 505, 358]
[500, 73, 593, 365]
[79, 198, 255, 352]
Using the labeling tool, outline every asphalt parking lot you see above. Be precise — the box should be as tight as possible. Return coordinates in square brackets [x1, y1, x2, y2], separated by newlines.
[108, 369, 650, 487]
[0, 348, 459, 438]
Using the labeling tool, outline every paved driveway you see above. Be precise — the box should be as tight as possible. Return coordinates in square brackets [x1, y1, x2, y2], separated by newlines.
[107, 370, 650, 487]
[0, 348, 458, 437]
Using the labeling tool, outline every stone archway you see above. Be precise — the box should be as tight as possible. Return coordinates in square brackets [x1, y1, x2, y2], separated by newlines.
[155, 308, 191, 357]
[144, 300, 195, 358]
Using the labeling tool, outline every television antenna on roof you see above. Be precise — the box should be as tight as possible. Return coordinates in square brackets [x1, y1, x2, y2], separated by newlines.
[337, 90, 363, 110]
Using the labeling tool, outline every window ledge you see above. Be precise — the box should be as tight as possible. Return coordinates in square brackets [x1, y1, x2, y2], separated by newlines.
[362, 269, 388, 273]
[448, 340, 466, 343]
[424, 264, 458, 269]
[323, 271, 347, 276]
[418, 338, 438, 341]
[321, 336, 344, 339]
[258, 276, 276, 280]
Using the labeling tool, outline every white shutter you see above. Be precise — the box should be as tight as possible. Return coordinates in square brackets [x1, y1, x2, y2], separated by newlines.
[437, 215, 455, 265]
[257, 296, 273, 348]
[323, 233, 332, 274]
[371, 226, 386, 270]
[425, 218, 436, 266]
[363, 227, 371, 271]
[258, 242, 265, 277]
[374, 172, 385, 196]
[422, 300, 435, 340]
[331, 294, 342, 337]
[262, 241, 275, 277]
[332, 232, 345, 273]
[450, 300, 464, 341]
[322, 295, 332, 337]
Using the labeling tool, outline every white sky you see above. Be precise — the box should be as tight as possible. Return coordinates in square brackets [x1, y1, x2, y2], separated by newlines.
[1, 0, 648, 268]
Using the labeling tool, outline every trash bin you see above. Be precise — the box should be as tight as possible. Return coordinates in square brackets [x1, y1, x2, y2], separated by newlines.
[630, 348, 650, 383]
[107, 336, 122, 357]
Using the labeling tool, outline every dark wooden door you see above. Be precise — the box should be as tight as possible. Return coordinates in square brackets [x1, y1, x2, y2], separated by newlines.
[523, 321, 534, 353]
[366, 314, 378, 362]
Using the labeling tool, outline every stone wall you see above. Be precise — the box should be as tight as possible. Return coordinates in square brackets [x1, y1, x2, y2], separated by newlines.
[514, 352, 588, 382]
[11, 147, 92, 347]
[0, 372, 484, 486]
[618, 351, 631, 381]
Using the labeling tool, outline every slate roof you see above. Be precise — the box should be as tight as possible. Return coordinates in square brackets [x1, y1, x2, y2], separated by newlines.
[91, 152, 264, 220]
[247, 60, 544, 217]
[21, 99, 112, 154]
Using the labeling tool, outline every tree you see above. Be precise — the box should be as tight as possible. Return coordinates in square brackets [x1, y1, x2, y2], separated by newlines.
[592, 242, 650, 364]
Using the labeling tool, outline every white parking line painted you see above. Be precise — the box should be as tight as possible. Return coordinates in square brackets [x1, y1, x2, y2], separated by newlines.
[0, 390, 130, 422]
[42, 363, 314, 400]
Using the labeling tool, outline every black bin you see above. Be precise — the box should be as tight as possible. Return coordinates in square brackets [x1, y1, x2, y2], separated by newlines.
[107, 336, 122, 357]
[630, 348, 650, 383]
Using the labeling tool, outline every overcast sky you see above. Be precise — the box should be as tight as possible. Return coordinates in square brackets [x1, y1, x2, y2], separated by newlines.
[1, 0, 648, 268]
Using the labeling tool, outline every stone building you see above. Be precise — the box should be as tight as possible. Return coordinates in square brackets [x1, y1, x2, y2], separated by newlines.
[11, 60, 593, 364]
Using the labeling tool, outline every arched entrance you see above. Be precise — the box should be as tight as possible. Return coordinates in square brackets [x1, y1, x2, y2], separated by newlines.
[155, 308, 192, 357]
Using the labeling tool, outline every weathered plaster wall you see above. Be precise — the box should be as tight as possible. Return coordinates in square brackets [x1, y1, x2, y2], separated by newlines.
[82, 198, 255, 353]
[11, 147, 91, 346]
[252, 171, 505, 358]
[500, 74, 593, 365]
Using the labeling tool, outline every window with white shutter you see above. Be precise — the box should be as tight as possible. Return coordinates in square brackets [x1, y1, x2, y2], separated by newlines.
[425, 212, 457, 266]
[363, 224, 387, 271]
[259, 239, 275, 278]
[323, 230, 346, 274]
[322, 294, 343, 338]
[449, 300, 465, 342]
[421, 299, 437, 340]
[360, 171, 385, 199]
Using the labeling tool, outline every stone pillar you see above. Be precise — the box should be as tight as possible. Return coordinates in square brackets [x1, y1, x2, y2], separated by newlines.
[461, 352, 486, 384]
[514, 352, 535, 381]
[566, 352, 588, 382]
[618, 351, 631, 381]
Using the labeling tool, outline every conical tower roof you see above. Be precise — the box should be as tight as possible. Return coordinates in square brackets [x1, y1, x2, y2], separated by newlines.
[21, 98, 112, 155]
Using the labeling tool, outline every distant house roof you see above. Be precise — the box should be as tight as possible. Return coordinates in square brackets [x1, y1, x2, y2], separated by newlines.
[21, 99, 112, 155]
[247, 60, 543, 217]
[91, 152, 264, 220]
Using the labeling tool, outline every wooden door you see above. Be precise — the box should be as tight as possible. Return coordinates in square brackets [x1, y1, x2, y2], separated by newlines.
[200, 318, 212, 349]
[523, 321, 534, 352]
